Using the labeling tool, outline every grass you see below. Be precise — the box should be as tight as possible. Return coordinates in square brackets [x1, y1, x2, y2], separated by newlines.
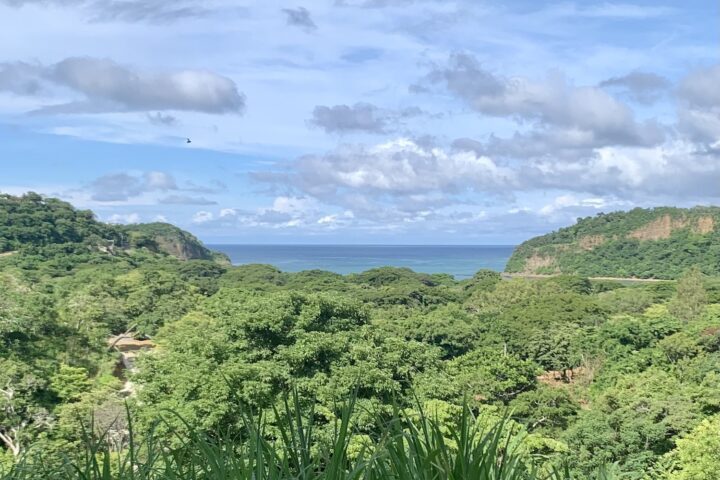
[1, 395, 619, 480]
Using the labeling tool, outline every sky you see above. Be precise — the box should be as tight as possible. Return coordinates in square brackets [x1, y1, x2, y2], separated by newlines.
[1, 0, 719, 244]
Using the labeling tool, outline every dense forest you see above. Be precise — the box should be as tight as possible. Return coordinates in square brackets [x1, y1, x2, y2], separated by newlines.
[506, 207, 720, 279]
[2, 193, 720, 479]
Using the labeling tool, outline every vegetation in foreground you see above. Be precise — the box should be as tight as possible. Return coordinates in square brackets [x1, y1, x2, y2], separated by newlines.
[3, 193, 720, 479]
[3, 395, 617, 480]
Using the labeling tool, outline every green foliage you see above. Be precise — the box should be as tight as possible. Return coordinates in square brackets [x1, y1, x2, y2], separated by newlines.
[50, 365, 91, 403]
[464, 269, 503, 293]
[595, 286, 656, 314]
[668, 267, 708, 323]
[0, 394, 618, 480]
[448, 350, 540, 404]
[219, 264, 287, 290]
[7, 194, 720, 478]
[0, 193, 120, 253]
[668, 415, 720, 480]
[509, 386, 579, 435]
[400, 304, 483, 359]
[0, 193, 222, 266]
[507, 206, 720, 279]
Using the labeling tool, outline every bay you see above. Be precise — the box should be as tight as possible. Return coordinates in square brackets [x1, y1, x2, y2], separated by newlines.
[209, 244, 516, 279]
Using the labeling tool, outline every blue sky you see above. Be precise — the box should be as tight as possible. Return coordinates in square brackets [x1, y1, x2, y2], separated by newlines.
[1, 0, 719, 244]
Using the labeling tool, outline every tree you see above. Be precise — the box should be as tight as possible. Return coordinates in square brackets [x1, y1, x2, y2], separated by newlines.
[448, 350, 540, 404]
[0, 361, 51, 458]
[563, 368, 702, 475]
[50, 365, 91, 403]
[510, 386, 579, 434]
[669, 267, 708, 323]
[403, 304, 483, 359]
[669, 415, 720, 480]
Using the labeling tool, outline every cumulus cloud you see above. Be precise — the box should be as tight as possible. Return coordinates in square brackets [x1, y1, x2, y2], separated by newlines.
[192, 210, 214, 224]
[254, 138, 517, 222]
[0, 57, 245, 115]
[292, 138, 514, 196]
[599, 71, 670, 104]
[106, 212, 141, 224]
[416, 53, 664, 149]
[452, 138, 720, 202]
[538, 194, 614, 217]
[310, 103, 387, 134]
[281, 6, 317, 32]
[677, 64, 720, 144]
[309, 103, 424, 134]
[192, 196, 326, 230]
[256, 136, 720, 227]
[520, 142, 720, 200]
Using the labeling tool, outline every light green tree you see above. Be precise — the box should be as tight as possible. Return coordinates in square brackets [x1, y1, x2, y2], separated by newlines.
[669, 267, 707, 323]
[670, 415, 720, 480]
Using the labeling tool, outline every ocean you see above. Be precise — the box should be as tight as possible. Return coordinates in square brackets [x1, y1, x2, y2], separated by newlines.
[208, 245, 516, 279]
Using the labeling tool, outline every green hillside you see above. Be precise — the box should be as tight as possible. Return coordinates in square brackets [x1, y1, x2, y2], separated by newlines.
[506, 207, 720, 279]
[5, 195, 720, 478]
[0, 192, 222, 263]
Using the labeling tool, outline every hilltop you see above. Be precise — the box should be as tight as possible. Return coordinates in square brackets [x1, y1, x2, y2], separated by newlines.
[506, 206, 720, 279]
[0, 192, 224, 263]
[119, 222, 228, 263]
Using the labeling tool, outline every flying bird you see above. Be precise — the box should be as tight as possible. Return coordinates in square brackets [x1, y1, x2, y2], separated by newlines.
[186, 138, 192, 144]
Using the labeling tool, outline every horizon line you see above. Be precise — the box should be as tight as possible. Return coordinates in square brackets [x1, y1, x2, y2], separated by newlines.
[206, 243, 518, 247]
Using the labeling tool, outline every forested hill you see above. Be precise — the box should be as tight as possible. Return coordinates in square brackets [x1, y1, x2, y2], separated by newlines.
[5, 192, 720, 478]
[0, 192, 221, 262]
[506, 206, 720, 279]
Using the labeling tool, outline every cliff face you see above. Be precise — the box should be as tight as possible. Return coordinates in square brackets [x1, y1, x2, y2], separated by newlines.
[0, 193, 227, 263]
[122, 223, 227, 262]
[505, 207, 720, 279]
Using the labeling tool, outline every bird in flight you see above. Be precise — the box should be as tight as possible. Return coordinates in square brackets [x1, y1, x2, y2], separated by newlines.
[186, 138, 192, 144]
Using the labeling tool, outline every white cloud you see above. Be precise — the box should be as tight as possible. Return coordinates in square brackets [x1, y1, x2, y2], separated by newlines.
[317, 214, 338, 224]
[219, 208, 237, 218]
[0, 57, 246, 114]
[106, 212, 140, 224]
[287, 138, 515, 198]
[270, 196, 317, 214]
[417, 53, 665, 149]
[539, 195, 609, 216]
[678, 64, 720, 144]
[191, 210, 214, 223]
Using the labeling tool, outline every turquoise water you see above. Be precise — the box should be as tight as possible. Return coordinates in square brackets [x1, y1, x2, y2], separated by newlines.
[209, 245, 516, 279]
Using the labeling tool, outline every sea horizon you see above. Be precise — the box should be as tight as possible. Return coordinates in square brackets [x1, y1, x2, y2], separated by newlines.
[209, 244, 517, 279]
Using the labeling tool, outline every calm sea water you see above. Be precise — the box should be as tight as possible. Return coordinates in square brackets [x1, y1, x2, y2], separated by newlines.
[209, 245, 516, 279]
